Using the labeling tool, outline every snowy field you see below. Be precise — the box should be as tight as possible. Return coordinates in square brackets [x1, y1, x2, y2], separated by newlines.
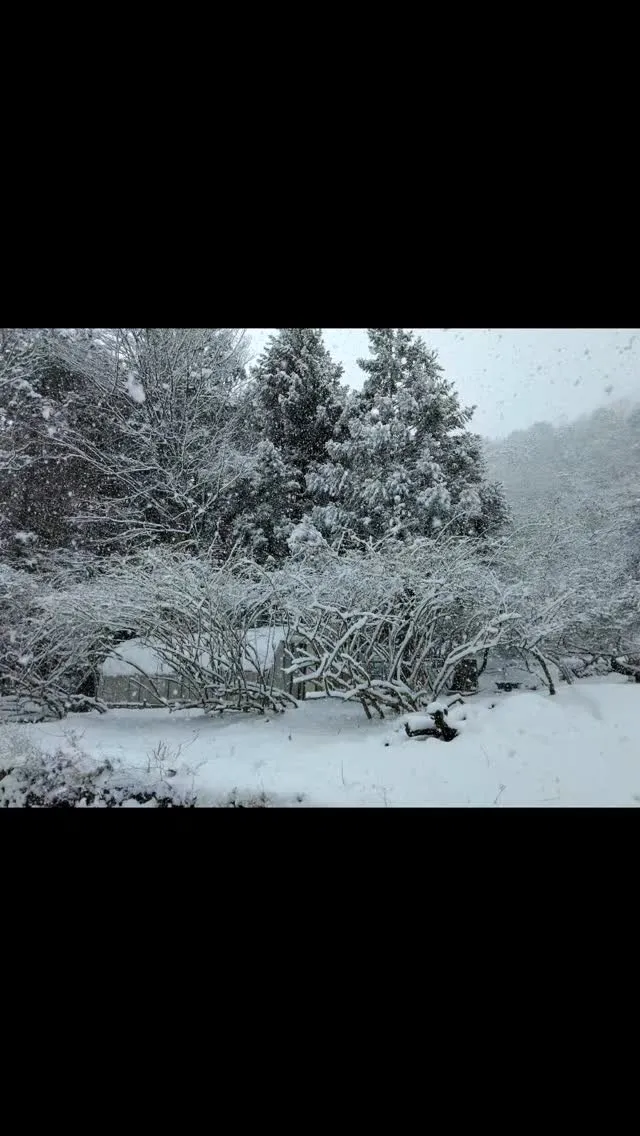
[5, 675, 640, 807]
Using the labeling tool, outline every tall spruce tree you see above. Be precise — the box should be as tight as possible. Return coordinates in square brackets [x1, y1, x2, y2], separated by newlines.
[308, 328, 507, 544]
[246, 329, 347, 548]
[251, 329, 346, 476]
[217, 439, 303, 563]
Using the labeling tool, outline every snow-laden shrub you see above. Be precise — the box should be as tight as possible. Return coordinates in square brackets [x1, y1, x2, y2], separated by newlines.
[272, 534, 514, 716]
[10, 506, 640, 722]
[0, 728, 284, 808]
[0, 730, 196, 808]
[16, 550, 296, 717]
[219, 789, 273, 808]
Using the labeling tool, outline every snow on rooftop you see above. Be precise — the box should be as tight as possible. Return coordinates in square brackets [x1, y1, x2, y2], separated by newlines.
[100, 627, 288, 676]
[100, 640, 171, 677]
[243, 625, 287, 669]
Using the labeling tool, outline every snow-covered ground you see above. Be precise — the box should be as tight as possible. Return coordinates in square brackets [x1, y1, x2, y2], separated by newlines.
[6, 675, 639, 807]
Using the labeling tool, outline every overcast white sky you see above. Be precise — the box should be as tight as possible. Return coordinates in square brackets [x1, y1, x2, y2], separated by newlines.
[246, 329, 640, 439]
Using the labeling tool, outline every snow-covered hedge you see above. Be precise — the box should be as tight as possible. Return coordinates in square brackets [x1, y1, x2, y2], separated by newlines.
[0, 730, 197, 808]
[0, 728, 281, 807]
[4, 518, 639, 722]
[274, 535, 515, 715]
[3, 551, 296, 717]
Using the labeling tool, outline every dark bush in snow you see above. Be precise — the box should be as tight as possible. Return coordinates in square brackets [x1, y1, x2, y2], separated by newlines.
[0, 735, 196, 808]
[219, 789, 273, 808]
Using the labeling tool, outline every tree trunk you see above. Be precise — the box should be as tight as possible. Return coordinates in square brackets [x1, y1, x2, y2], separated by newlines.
[530, 648, 556, 695]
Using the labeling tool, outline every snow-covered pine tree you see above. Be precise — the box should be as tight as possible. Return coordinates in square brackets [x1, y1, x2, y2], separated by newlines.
[243, 329, 348, 554]
[216, 439, 303, 563]
[358, 327, 426, 401]
[308, 328, 507, 544]
[251, 328, 346, 476]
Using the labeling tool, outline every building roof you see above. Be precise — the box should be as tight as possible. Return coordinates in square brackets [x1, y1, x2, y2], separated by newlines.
[100, 628, 288, 677]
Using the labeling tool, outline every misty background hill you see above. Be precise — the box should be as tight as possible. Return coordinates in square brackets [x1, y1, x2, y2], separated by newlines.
[484, 399, 640, 525]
